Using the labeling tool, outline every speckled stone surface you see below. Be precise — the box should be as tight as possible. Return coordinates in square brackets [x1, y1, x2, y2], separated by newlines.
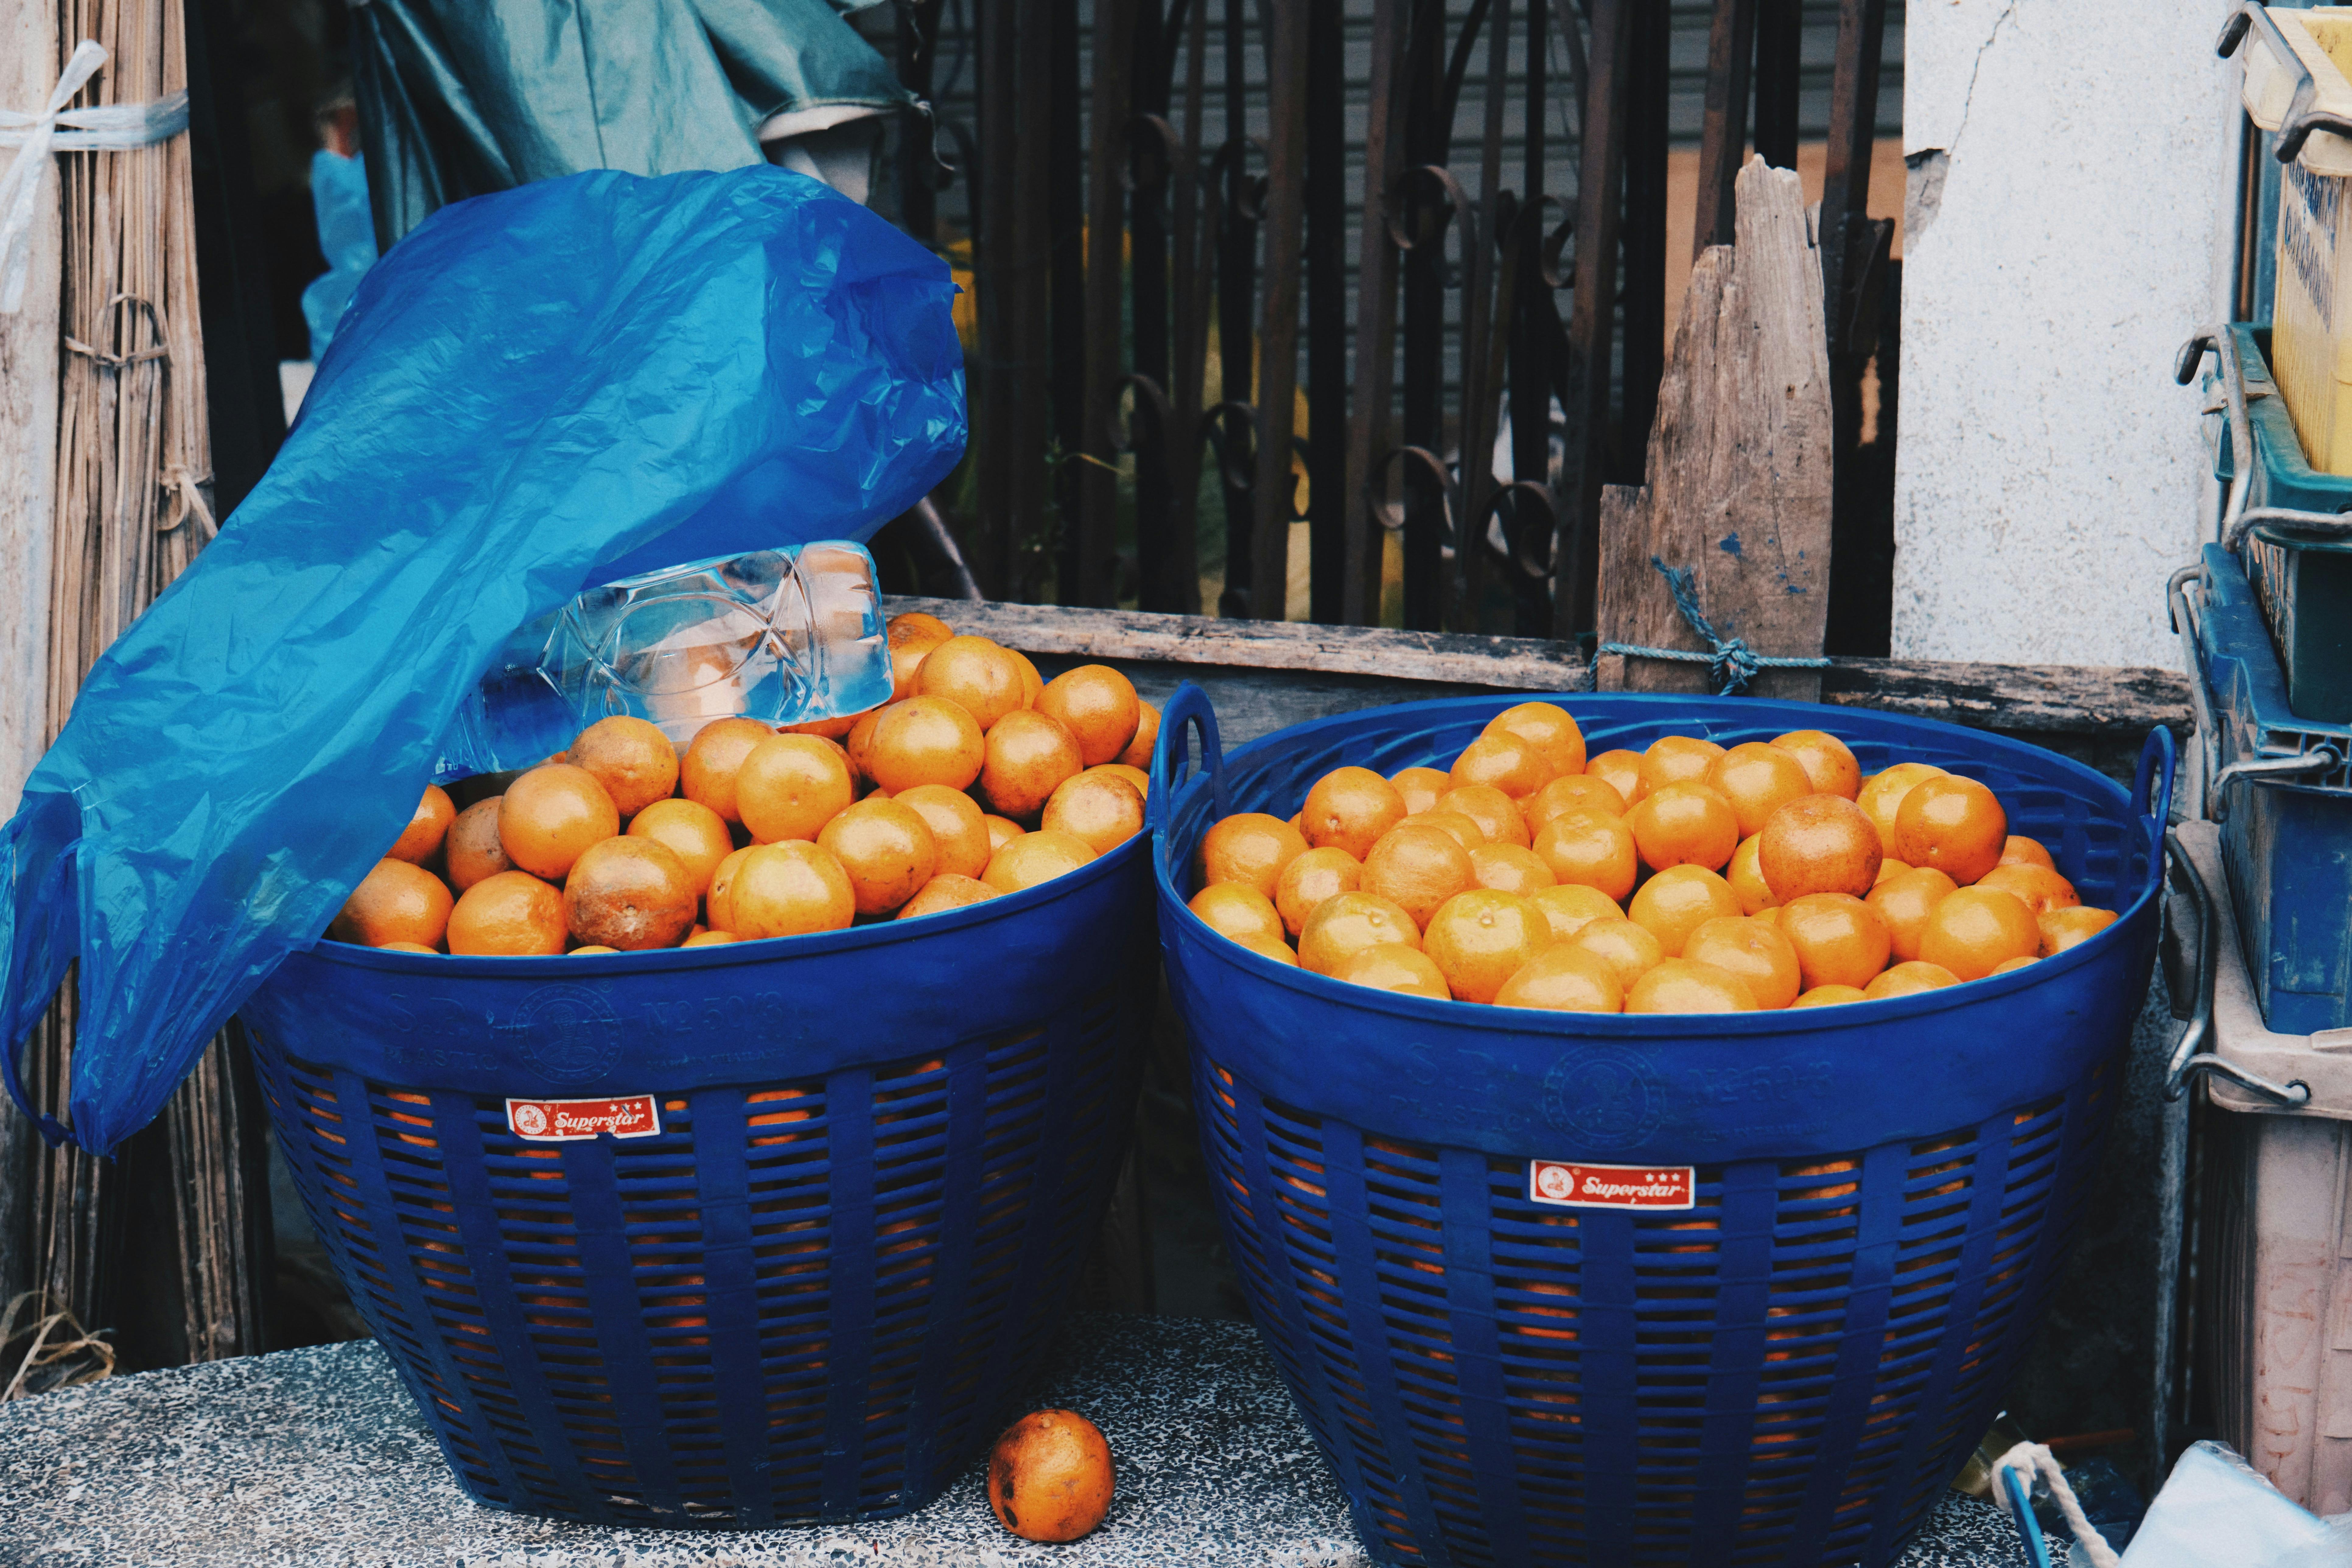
[0, 1313, 2059, 1567]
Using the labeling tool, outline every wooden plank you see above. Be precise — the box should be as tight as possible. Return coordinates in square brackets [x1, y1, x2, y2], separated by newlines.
[0, 0, 58, 819]
[1815, 658, 2191, 737]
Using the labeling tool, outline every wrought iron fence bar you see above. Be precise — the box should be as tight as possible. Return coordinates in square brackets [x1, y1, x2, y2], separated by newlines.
[1051, 0, 1088, 603]
[972, 0, 1020, 595]
[1696, 0, 1757, 253]
[1251, 0, 1311, 622]
[1077, 0, 1136, 610]
[1342, 0, 1411, 626]
[1214, 0, 1261, 617]
[1620, 0, 1672, 487]
[1558, 0, 1632, 637]
[1508, 0, 1563, 635]
[1754, 0, 1801, 167]
[1305, 0, 1352, 623]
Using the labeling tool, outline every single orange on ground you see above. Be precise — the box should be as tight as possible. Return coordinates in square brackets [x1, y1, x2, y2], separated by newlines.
[1867, 866, 1959, 962]
[1298, 892, 1420, 976]
[1992, 955, 2038, 975]
[1628, 865, 1744, 957]
[1757, 794, 1883, 901]
[1917, 886, 2041, 980]
[2040, 905, 2118, 956]
[1303, 767, 1409, 859]
[567, 716, 679, 817]
[1190, 883, 1288, 947]
[446, 870, 565, 956]
[1037, 665, 1142, 766]
[563, 837, 699, 950]
[818, 797, 941, 915]
[1390, 766, 1452, 817]
[1041, 771, 1144, 856]
[1705, 744, 1814, 838]
[387, 785, 456, 864]
[1484, 702, 1587, 779]
[1198, 812, 1311, 900]
[1626, 959, 1757, 1014]
[2000, 835, 2056, 870]
[1793, 984, 1868, 1008]
[983, 830, 1100, 893]
[627, 798, 733, 898]
[1770, 730, 1862, 800]
[980, 709, 1085, 820]
[1683, 917, 1803, 1009]
[1777, 893, 1893, 991]
[331, 858, 454, 949]
[1626, 780, 1741, 872]
[1892, 775, 2008, 885]
[983, 814, 1025, 856]
[1857, 761, 1949, 856]
[1115, 699, 1161, 770]
[1468, 842, 1555, 897]
[1449, 733, 1550, 800]
[1567, 916, 1667, 992]
[1402, 810, 1486, 850]
[894, 784, 994, 879]
[1275, 847, 1363, 937]
[988, 1409, 1114, 1545]
[1530, 884, 1624, 944]
[680, 717, 778, 825]
[1864, 961, 1960, 999]
[1363, 823, 1476, 929]
[898, 874, 1001, 921]
[1639, 735, 1727, 798]
[1339, 943, 1451, 999]
[1974, 863, 2079, 917]
[500, 764, 621, 880]
[1523, 774, 1627, 838]
[705, 845, 754, 930]
[1585, 749, 1643, 807]
[1494, 945, 1623, 1012]
[444, 797, 512, 891]
[1533, 809, 1639, 902]
[736, 735, 856, 844]
[1436, 786, 1529, 849]
[868, 696, 988, 794]
[1422, 890, 1549, 1003]
[916, 635, 1028, 731]
[729, 841, 857, 938]
[1727, 834, 1774, 914]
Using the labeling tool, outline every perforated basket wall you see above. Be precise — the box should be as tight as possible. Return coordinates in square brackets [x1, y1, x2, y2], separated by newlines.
[1150, 689, 2167, 1568]
[242, 832, 1152, 1528]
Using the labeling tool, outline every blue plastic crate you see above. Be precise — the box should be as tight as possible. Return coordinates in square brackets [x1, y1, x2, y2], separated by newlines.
[1149, 684, 2166, 1568]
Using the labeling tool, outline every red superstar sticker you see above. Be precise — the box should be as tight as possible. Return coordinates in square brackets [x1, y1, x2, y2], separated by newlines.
[1528, 1159, 1695, 1211]
[506, 1094, 662, 1143]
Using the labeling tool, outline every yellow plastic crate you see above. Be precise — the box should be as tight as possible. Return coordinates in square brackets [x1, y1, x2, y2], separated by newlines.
[2245, 8, 2352, 474]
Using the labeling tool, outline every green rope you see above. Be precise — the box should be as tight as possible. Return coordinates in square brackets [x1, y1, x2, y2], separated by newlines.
[1597, 557, 1830, 697]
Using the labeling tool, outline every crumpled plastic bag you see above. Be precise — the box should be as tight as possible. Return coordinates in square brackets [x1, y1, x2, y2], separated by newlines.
[2119, 1442, 2352, 1567]
[0, 165, 965, 1156]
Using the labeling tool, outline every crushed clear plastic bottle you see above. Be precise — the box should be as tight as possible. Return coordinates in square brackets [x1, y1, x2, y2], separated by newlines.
[438, 540, 892, 778]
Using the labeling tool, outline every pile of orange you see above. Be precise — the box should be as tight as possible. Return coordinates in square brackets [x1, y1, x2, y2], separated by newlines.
[329, 613, 1154, 956]
[1191, 703, 2119, 1013]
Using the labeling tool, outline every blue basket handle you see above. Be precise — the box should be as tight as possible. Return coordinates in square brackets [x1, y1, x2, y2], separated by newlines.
[2135, 724, 2178, 831]
[1148, 682, 1230, 842]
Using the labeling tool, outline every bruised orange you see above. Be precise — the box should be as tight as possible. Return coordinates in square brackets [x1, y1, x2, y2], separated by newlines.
[1917, 887, 2041, 980]
[1864, 961, 1960, 999]
[681, 717, 778, 825]
[986, 1409, 1114, 1545]
[1037, 665, 1142, 767]
[567, 716, 679, 817]
[1340, 944, 1451, 999]
[916, 635, 1028, 731]
[1892, 776, 2008, 885]
[1777, 893, 1892, 991]
[1626, 958, 1757, 1014]
[1275, 847, 1363, 937]
[1568, 916, 1667, 992]
[1628, 865, 1743, 957]
[894, 784, 994, 879]
[627, 797, 733, 898]
[982, 830, 1099, 893]
[1298, 892, 1419, 977]
[869, 697, 988, 794]
[899, 873, 1002, 920]
[729, 841, 858, 939]
[1530, 884, 1624, 944]
[1198, 813, 1310, 900]
[1421, 890, 1548, 1003]
[819, 797, 941, 915]
[1533, 810, 1639, 902]
[1303, 767, 1408, 859]
[1449, 733, 1550, 800]
[1757, 794, 1883, 901]
[563, 837, 699, 950]
[1585, 749, 1643, 807]
[1484, 702, 1587, 779]
[1682, 917, 1802, 1010]
[444, 796, 513, 891]
[500, 764, 621, 880]
[446, 870, 565, 956]
[737, 735, 856, 844]
[1190, 883, 1288, 947]
[1493, 946, 1623, 1012]
[1438, 785, 1530, 849]
[980, 709, 1085, 820]
[1626, 781, 1741, 872]
[1363, 823, 1475, 929]
[1041, 771, 1145, 856]
[1867, 866, 1959, 962]
[332, 858, 454, 949]
[1638, 735, 1727, 798]
[1390, 766, 1452, 817]
[388, 785, 456, 864]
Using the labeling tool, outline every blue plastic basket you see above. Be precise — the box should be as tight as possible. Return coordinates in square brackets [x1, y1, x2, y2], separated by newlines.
[239, 828, 1153, 1529]
[1148, 685, 2168, 1568]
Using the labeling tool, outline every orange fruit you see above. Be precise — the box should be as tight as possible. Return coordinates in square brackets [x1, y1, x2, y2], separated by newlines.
[1402, 810, 1486, 850]
[1874, 857, 1912, 886]
[388, 785, 457, 864]
[983, 830, 1100, 893]
[1041, 771, 1144, 856]
[1438, 785, 1531, 849]
[331, 858, 455, 949]
[1867, 866, 1960, 962]
[1726, 834, 1774, 914]
[1532, 810, 1639, 902]
[499, 764, 621, 880]
[1363, 823, 1476, 929]
[680, 717, 779, 825]
[1627, 865, 1743, 957]
[889, 610, 955, 646]
[980, 709, 1085, 820]
[1585, 749, 1643, 807]
[446, 870, 565, 956]
[888, 613, 954, 702]
[1298, 892, 1420, 977]
[563, 837, 700, 950]
[705, 845, 754, 931]
[1891, 776, 2008, 885]
[567, 716, 679, 818]
[1493, 946, 1623, 1012]
[379, 941, 438, 955]
[1683, 917, 1802, 1009]
[1706, 744, 1815, 838]
[1484, 702, 1587, 779]
[1568, 916, 1667, 991]
[627, 798, 733, 899]
[1626, 959, 1757, 1014]
[779, 709, 864, 741]
[444, 797, 513, 891]
[869, 696, 988, 794]
[1777, 893, 1893, 991]
[1198, 812, 1310, 900]
[1864, 961, 1960, 999]
[1037, 665, 1142, 767]
[1639, 735, 1727, 798]
[819, 797, 941, 915]
[1339, 943, 1451, 999]
[735, 735, 856, 844]
[2000, 835, 2056, 870]
[898, 873, 1002, 920]
[1087, 762, 1152, 799]
[983, 813, 1025, 856]
[1189, 882, 1288, 946]
[1992, 955, 2038, 975]
[1303, 767, 1408, 860]
[1522, 774, 1626, 838]
[1449, 733, 1550, 800]
[1626, 781, 1741, 872]
[1010, 649, 1048, 710]
[729, 841, 858, 938]
[1530, 884, 1624, 943]
[682, 929, 739, 947]
[1974, 863, 2079, 918]
[1857, 761, 1948, 856]
[987, 1409, 1114, 1545]
[1749, 904, 1785, 932]
[2040, 906, 2119, 956]
[1917, 886, 2041, 980]
[1390, 766, 1452, 817]
[917, 635, 1028, 731]
[1792, 984, 1868, 1008]
[1275, 847, 1363, 937]
[1422, 890, 1549, 1003]
[1771, 730, 1862, 800]
[1116, 699, 1161, 770]
[1468, 843, 1555, 897]
[1239, 936, 1300, 967]
[893, 784, 994, 879]
[1757, 794, 1882, 901]
[844, 705, 887, 785]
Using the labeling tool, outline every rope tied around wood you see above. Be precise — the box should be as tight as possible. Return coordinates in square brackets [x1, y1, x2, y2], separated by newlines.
[1598, 556, 1831, 696]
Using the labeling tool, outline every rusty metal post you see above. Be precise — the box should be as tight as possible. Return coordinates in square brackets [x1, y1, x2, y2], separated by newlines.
[1557, 0, 1631, 636]
[1249, 0, 1309, 622]
[1342, 0, 1410, 627]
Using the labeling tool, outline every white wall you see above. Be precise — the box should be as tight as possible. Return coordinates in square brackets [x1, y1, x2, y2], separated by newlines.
[1895, 0, 2238, 667]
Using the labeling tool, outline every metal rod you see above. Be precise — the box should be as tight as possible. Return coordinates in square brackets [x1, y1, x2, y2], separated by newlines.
[1454, 0, 1515, 636]
[1753, 0, 1799, 170]
[1249, 0, 1308, 622]
[1166, 0, 1209, 614]
[1821, 0, 1888, 362]
[972, 0, 1020, 595]
[1304, 0, 1348, 625]
[2176, 326, 2253, 546]
[1343, 0, 1410, 626]
[1557, 0, 1631, 636]
[1510, 0, 1559, 636]
[1695, 0, 1757, 254]
[1127, 3, 1176, 611]
[1619, 0, 1670, 482]
[1398, 0, 1455, 632]
[1214, 0, 1258, 616]
[1049, 0, 1087, 602]
[895, 0, 945, 246]
[1077, 0, 1136, 610]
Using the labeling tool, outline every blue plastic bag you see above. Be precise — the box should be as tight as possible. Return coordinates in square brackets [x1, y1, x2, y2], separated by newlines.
[0, 165, 965, 1156]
